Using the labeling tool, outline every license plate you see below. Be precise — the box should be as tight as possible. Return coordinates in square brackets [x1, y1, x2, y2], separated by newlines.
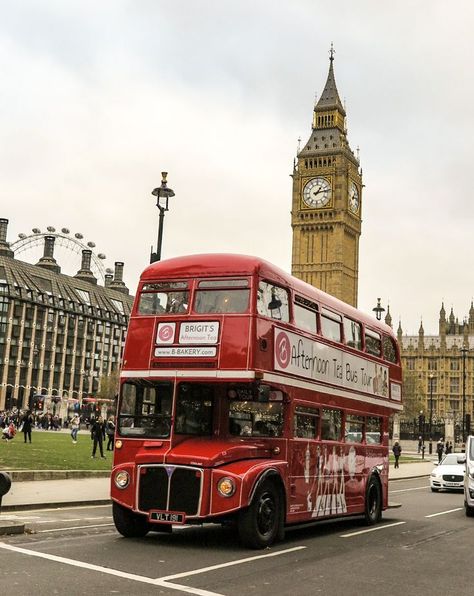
[149, 510, 185, 524]
[444, 482, 460, 487]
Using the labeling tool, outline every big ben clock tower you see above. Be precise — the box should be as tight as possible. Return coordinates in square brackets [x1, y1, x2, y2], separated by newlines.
[291, 46, 362, 307]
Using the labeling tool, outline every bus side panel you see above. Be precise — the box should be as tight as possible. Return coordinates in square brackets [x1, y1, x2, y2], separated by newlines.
[122, 318, 154, 369]
[288, 441, 367, 524]
[219, 317, 252, 370]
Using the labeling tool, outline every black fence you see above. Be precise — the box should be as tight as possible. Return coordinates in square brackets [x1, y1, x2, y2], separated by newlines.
[398, 419, 446, 441]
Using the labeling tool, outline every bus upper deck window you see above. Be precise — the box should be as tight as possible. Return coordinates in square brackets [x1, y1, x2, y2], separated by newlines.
[383, 335, 398, 363]
[138, 282, 189, 315]
[365, 328, 382, 357]
[257, 281, 289, 322]
[344, 318, 362, 350]
[194, 279, 250, 314]
[321, 308, 342, 343]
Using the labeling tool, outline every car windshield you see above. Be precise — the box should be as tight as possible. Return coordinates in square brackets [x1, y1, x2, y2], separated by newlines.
[440, 453, 463, 466]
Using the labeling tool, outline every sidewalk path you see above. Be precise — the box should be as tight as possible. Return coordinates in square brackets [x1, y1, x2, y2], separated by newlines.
[1, 476, 110, 510]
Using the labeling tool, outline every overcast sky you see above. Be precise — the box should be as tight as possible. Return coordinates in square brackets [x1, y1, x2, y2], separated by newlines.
[1, 1, 473, 335]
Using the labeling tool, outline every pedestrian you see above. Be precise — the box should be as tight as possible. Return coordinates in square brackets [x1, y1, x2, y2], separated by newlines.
[20, 410, 33, 444]
[436, 437, 445, 463]
[392, 440, 402, 468]
[417, 435, 423, 454]
[70, 414, 80, 444]
[106, 416, 115, 451]
[446, 440, 452, 454]
[90, 416, 106, 459]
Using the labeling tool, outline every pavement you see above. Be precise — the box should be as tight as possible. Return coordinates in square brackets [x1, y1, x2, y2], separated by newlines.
[0, 452, 438, 535]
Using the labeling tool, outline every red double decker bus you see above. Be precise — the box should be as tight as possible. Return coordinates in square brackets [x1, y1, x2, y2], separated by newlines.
[111, 254, 402, 548]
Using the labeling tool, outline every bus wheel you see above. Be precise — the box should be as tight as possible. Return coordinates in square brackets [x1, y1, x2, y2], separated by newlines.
[238, 480, 281, 549]
[465, 501, 474, 517]
[113, 502, 150, 538]
[364, 476, 382, 526]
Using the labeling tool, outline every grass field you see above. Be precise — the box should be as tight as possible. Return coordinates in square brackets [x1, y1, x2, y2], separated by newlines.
[0, 430, 112, 471]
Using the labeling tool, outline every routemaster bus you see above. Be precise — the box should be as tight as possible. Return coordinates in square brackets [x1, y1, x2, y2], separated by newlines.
[111, 254, 402, 548]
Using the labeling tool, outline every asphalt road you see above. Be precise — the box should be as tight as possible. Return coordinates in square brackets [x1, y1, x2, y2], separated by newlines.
[0, 479, 471, 596]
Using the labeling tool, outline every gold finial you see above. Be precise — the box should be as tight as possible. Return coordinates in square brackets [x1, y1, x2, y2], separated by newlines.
[329, 42, 335, 62]
[161, 172, 168, 182]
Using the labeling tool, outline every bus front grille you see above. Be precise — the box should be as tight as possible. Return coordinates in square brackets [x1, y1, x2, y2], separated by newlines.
[138, 465, 202, 516]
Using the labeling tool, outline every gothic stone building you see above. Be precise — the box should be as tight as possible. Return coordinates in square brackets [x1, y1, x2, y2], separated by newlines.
[397, 303, 474, 434]
[0, 218, 133, 418]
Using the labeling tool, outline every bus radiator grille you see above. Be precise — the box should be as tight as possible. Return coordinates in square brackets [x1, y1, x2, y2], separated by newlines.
[138, 465, 202, 516]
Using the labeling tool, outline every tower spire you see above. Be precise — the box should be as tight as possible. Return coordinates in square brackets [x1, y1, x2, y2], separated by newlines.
[314, 44, 345, 116]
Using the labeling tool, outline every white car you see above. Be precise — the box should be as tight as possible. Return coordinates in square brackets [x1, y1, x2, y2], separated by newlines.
[430, 453, 466, 492]
[464, 436, 474, 516]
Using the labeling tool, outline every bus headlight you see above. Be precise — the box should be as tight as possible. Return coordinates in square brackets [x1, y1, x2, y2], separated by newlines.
[114, 470, 130, 489]
[217, 477, 236, 497]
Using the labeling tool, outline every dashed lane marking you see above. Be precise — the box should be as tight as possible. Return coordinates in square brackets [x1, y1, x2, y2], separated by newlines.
[159, 546, 307, 582]
[340, 521, 406, 538]
[38, 523, 115, 533]
[389, 486, 430, 494]
[425, 508, 463, 518]
[0, 541, 306, 596]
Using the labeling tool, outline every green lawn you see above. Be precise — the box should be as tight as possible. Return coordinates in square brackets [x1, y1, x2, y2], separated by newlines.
[0, 431, 112, 471]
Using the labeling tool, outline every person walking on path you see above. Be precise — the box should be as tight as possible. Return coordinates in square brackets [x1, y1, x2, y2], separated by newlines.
[21, 410, 33, 444]
[417, 436, 423, 453]
[91, 416, 106, 459]
[106, 416, 115, 451]
[436, 438, 445, 463]
[70, 414, 80, 444]
[392, 441, 402, 468]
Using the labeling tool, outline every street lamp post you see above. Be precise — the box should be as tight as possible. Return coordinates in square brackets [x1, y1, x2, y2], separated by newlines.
[150, 172, 175, 264]
[429, 373, 435, 454]
[372, 298, 385, 321]
[461, 346, 468, 444]
[419, 410, 425, 459]
[29, 345, 39, 411]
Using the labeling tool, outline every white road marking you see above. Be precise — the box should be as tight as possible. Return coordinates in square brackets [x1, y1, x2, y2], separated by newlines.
[15, 504, 111, 513]
[425, 508, 463, 518]
[0, 541, 305, 596]
[160, 546, 307, 581]
[38, 523, 115, 533]
[389, 486, 430, 494]
[340, 521, 406, 538]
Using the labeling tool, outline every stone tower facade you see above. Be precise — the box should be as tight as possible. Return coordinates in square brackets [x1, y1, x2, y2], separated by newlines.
[291, 48, 362, 307]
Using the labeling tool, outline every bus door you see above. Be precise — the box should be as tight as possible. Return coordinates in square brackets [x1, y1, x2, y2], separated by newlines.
[289, 406, 322, 520]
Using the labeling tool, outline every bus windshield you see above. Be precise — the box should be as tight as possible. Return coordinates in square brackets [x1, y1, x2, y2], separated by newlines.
[118, 380, 173, 438]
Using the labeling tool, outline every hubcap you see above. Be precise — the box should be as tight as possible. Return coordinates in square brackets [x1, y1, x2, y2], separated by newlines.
[257, 492, 276, 535]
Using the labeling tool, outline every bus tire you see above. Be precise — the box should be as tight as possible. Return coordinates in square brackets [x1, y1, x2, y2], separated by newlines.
[113, 502, 150, 538]
[238, 480, 282, 549]
[364, 475, 382, 526]
[465, 501, 474, 517]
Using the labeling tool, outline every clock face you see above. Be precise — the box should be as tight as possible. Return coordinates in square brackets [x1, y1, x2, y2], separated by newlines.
[302, 177, 331, 208]
[349, 182, 360, 213]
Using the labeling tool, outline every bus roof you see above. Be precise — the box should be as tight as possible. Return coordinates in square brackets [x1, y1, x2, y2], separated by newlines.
[141, 253, 393, 334]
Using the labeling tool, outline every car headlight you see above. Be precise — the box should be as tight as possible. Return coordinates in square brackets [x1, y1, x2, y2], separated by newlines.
[114, 470, 130, 489]
[431, 472, 440, 478]
[217, 477, 236, 497]
[469, 469, 474, 480]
